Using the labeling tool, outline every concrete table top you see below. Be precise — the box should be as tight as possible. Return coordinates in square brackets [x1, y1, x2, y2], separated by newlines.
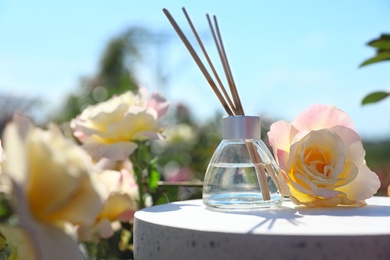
[134, 196, 390, 260]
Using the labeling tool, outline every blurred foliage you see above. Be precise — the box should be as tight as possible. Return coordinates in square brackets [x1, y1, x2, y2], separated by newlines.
[360, 33, 390, 105]
[165, 104, 222, 181]
[360, 33, 390, 195]
[0, 95, 41, 136]
[364, 140, 390, 196]
[50, 27, 153, 123]
[47, 25, 226, 203]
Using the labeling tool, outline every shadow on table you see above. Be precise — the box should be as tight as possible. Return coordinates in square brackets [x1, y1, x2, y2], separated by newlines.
[296, 204, 390, 217]
[242, 203, 390, 233]
[240, 204, 390, 233]
[139, 201, 304, 233]
[223, 206, 304, 233]
[140, 201, 201, 213]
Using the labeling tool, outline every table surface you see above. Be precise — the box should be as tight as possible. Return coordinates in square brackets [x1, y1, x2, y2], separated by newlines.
[135, 196, 390, 236]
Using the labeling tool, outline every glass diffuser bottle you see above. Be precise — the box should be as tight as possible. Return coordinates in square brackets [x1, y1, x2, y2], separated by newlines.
[203, 116, 283, 211]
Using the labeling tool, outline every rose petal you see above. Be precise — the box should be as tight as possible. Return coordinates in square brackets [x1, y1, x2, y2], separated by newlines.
[292, 104, 355, 131]
[107, 108, 159, 141]
[98, 193, 136, 222]
[337, 163, 380, 201]
[83, 141, 138, 161]
[268, 121, 296, 156]
[40, 174, 105, 225]
[146, 92, 169, 119]
[96, 218, 114, 239]
[12, 181, 85, 259]
[2, 116, 30, 186]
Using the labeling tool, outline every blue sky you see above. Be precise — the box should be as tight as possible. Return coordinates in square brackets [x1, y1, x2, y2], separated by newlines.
[0, 1, 389, 140]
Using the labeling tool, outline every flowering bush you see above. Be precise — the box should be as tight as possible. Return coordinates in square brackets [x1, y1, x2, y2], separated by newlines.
[268, 104, 381, 207]
[0, 87, 383, 259]
[0, 87, 170, 259]
[71, 87, 169, 256]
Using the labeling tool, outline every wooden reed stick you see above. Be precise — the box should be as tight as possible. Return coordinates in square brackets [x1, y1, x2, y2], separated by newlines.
[163, 8, 273, 201]
[265, 163, 282, 196]
[205, 12, 271, 200]
[182, 8, 236, 114]
[246, 141, 271, 201]
[207, 15, 244, 115]
[162, 8, 233, 116]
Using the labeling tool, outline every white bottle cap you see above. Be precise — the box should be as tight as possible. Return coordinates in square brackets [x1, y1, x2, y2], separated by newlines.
[222, 116, 261, 140]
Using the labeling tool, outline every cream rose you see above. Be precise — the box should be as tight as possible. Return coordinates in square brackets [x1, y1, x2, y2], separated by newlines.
[78, 159, 139, 242]
[71, 87, 169, 160]
[2, 114, 105, 259]
[268, 104, 380, 207]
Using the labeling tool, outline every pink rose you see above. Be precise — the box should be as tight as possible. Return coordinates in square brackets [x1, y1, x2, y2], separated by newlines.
[268, 104, 380, 207]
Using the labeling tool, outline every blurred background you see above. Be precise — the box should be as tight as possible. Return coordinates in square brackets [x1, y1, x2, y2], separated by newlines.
[1, 0, 389, 195]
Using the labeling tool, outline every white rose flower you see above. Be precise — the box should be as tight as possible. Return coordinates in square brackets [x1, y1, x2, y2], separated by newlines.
[71, 87, 169, 160]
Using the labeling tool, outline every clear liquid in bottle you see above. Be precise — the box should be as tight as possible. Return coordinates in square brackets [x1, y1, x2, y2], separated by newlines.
[202, 116, 283, 211]
[203, 162, 282, 210]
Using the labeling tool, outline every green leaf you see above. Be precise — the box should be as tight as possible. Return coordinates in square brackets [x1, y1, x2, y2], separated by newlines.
[360, 52, 390, 67]
[360, 34, 390, 67]
[362, 91, 390, 105]
[147, 162, 160, 192]
[0, 193, 13, 222]
[368, 34, 390, 50]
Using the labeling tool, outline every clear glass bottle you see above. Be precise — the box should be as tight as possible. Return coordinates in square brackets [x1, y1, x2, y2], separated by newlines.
[203, 116, 283, 211]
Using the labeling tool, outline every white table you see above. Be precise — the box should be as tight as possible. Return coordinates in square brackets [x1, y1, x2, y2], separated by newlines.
[134, 196, 390, 260]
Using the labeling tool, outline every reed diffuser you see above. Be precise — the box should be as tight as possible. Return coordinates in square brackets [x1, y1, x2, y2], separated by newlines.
[163, 8, 283, 210]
